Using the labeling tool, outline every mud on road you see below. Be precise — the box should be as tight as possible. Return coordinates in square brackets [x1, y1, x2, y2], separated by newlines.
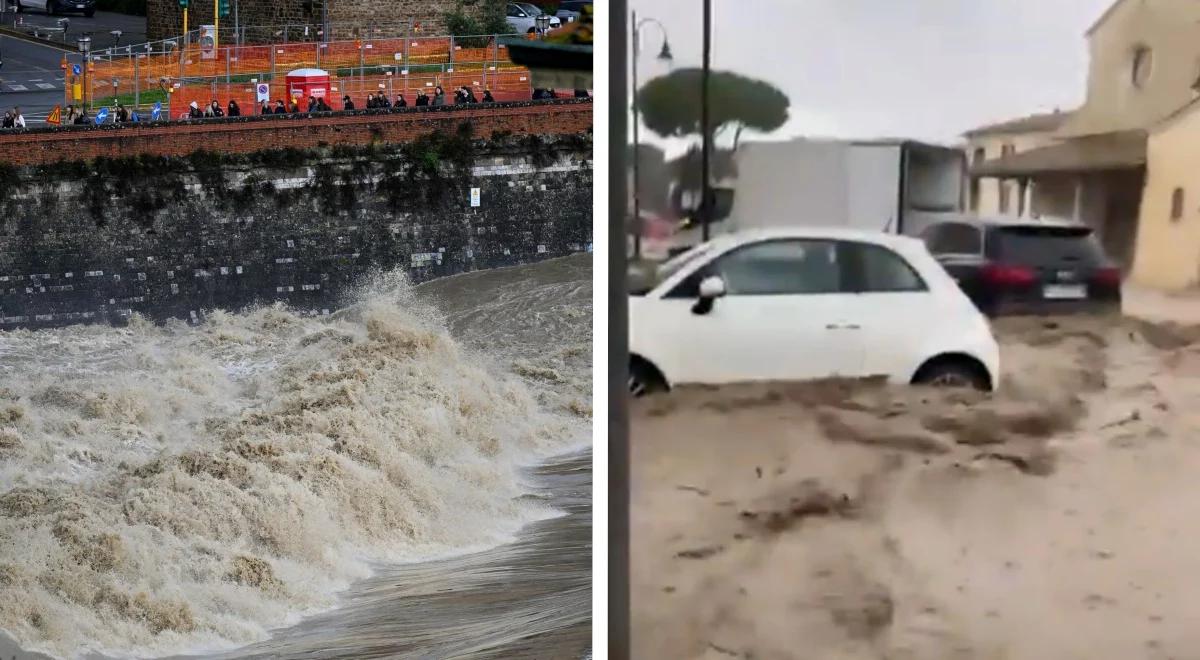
[632, 311, 1200, 660]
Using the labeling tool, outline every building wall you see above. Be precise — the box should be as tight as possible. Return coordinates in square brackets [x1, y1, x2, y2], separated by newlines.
[0, 101, 593, 167]
[965, 131, 1061, 216]
[147, 0, 455, 41]
[1065, 0, 1200, 136]
[0, 134, 593, 330]
[1131, 107, 1200, 290]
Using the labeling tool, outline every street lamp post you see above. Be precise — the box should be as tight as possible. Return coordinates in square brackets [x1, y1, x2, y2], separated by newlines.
[77, 35, 90, 110]
[535, 14, 550, 39]
[630, 11, 671, 259]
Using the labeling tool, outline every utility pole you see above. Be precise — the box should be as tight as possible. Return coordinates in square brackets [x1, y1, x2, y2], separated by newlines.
[631, 9, 641, 259]
[700, 0, 712, 242]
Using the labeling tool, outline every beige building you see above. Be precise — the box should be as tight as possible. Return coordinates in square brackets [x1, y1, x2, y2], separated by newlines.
[963, 111, 1070, 217]
[966, 0, 1200, 282]
[1131, 100, 1200, 289]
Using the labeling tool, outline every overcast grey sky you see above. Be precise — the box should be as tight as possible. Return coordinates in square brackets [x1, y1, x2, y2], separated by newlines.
[630, 0, 1114, 152]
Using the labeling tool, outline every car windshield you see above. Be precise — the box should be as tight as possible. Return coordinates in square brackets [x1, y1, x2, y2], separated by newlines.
[518, 3, 544, 15]
[990, 225, 1105, 266]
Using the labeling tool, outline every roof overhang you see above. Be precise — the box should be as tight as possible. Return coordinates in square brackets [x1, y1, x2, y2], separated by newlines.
[971, 130, 1147, 177]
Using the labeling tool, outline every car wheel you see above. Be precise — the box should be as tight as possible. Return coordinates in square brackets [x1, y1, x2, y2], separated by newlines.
[628, 359, 665, 398]
[913, 359, 990, 391]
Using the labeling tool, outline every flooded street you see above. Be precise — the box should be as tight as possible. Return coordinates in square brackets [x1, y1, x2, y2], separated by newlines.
[632, 291, 1200, 659]
[0, 255, 591, 660]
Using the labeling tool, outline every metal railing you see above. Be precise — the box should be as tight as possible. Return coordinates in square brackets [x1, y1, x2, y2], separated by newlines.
[78, 32, 542, 113]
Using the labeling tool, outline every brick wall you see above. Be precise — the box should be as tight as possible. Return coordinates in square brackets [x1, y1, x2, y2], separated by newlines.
[147, 0, 456, 41]
[0, 100, 592, 167]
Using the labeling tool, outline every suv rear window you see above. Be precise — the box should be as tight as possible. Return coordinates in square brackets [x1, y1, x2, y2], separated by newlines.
[988, 225, 1105, 266]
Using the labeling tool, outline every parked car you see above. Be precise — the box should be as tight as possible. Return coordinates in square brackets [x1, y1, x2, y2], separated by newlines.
[506, 2, 562, 33]
[555, 0, 592, 22]
[629, 228, 1001, 396]
[14, 0, 95, 17]
[919, 217, 1122, 317]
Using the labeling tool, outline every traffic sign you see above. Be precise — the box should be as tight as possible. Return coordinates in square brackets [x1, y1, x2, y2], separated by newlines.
[151, 102, 162, 121]
[94, 107, 109, 124]
[72, 64, 81, 76]
[256, 83, 269, 103]
[46, 105, 62, 126]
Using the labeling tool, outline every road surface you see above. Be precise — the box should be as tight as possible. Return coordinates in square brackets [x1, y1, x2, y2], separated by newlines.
[0, 9, 147, 124]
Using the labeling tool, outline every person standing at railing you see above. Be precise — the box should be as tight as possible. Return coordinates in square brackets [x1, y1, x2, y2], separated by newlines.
[433, 86, 446, 106]
[366, 93, 376, 108]
[289, 98, 300, 114]
[465, 87, 478, 103]
[188, 101, 204, 119]
[343, 95, 355, 111]
[116, 104, 130, 123]
[2, 111, 13, 129]
[66, 105, 78, 124]
[12, 107, 25, 129]
[416, 89, 429, 106]
[483, 89, 495, 103]
[395, 94, 407, 108]
[260, 100, 270, 115]
[228, 99, 241, 117]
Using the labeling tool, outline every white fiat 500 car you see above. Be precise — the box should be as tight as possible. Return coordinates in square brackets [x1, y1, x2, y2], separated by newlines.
[629, 228, 1001, 395]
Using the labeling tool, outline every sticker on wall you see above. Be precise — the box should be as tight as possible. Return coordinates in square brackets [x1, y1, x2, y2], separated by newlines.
[470, 187, 481, 207]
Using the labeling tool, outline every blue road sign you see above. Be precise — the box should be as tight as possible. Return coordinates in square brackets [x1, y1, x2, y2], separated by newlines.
[130, 111, 140, 122]
[151, 102, 162, 121]
[94, 107, 109, 125]
[72, 64, 81, 76]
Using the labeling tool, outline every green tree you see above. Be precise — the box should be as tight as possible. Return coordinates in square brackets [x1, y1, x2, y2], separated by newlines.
[445, 0, 511, 47]
[637, 69, 790, 150]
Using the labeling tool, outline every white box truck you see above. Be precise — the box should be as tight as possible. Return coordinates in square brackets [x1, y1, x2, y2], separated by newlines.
[663, 138, 966, 253]
[720, 135, 964, 236]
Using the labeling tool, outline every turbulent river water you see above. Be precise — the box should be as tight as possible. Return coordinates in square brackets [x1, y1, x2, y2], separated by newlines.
[0, 254, 592, 660]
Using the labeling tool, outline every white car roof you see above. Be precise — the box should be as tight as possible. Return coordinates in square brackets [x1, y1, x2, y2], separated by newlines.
[705, 227, 925, 252]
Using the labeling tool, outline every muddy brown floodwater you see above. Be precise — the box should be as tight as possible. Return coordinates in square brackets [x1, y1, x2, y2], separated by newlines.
[632, 292, 1200, 660]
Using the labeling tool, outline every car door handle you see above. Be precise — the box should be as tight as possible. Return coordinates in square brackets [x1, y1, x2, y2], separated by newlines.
[825, 324, 861, 330]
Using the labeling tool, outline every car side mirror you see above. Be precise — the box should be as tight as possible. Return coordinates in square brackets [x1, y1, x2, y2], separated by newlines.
[699, 276, 726, 299]
[692, 276, 726, 315]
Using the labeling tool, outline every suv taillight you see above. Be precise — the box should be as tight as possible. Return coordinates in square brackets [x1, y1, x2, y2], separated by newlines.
[981, 262, 1036, 287]
[1091, 267, 1122, 288]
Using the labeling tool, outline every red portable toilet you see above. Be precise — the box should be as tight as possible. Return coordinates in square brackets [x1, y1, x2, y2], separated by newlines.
[285, 68, 332, 104]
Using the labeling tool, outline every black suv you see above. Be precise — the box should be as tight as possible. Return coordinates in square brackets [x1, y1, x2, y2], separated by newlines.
[920, 218, 1122, 316]
[16, 0, 96, 18]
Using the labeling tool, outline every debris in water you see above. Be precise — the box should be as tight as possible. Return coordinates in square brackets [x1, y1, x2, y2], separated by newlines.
[675, 545, 725, 560]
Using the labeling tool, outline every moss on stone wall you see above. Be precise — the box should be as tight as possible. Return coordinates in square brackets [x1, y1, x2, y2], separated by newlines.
[0, 123, 590, 230]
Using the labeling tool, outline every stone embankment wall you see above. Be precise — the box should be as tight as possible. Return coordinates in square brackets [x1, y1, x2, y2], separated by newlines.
[0, 118, 592, 330]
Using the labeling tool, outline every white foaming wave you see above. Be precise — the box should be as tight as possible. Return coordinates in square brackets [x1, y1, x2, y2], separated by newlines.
[0, 274, 589, 659]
